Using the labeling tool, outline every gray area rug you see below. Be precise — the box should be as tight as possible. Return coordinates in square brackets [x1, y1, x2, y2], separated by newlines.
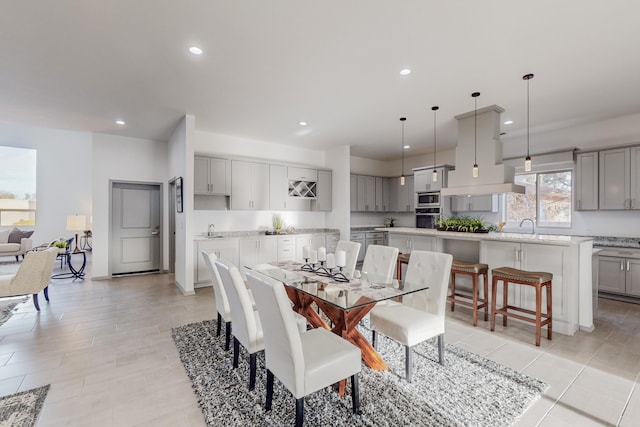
[172, 319, 548, 426]
[0, 297, 28, 327]
[0, 385, 50, 427]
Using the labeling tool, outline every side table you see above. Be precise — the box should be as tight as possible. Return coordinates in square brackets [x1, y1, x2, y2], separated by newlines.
[52, 250, 86, 282]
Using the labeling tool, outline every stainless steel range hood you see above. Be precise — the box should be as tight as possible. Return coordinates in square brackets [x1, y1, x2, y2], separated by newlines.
[441, 104, 525, 196]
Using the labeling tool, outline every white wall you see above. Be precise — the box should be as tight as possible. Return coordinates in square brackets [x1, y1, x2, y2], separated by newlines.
[0, 122, 92, 244]
[91, 134, 169, 278]
[324, 145, 351, 240]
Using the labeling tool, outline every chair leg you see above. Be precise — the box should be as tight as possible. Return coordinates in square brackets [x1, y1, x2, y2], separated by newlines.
[295, 397, 304, 427]
[490, 277, 498, 332]
[15, 255, 19, 262]
[266, 369, 274, 411]
[472, 273, 479, 326]
[438, 334, 445, 366]
[249, 353, 257, 391]
[351, 373, 360, 414]
[216, 313, 222, 336]
[43, 286, 50, 302]
[450, 271, 456, 311]
[225, 322, 232, 351]
[371, 330, 377, 350]
[405, 345, 412, 383]
[547, 282, 553, 340]
[32, 294, 40, 311]
[233, 338, 240, 369]
[483, 272, 489, 321]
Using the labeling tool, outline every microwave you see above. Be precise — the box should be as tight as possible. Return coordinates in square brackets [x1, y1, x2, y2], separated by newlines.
[416, 191, 440, 207]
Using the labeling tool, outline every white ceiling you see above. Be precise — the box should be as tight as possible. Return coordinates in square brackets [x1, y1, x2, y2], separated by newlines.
[2, 1, 640, 160]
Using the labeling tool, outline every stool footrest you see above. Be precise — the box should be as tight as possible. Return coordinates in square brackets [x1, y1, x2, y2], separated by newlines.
[495, 305, 552, 325]
[448, 293, 488, 309]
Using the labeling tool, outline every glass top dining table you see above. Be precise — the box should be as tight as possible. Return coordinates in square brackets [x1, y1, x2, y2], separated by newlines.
[246, 260, 431, 372]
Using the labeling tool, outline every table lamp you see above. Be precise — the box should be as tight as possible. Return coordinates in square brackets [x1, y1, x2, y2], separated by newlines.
[67, 214, 86, 253]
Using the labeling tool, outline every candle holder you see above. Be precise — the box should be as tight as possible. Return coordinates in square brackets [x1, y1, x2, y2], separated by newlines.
[331, 266, 350, 283]
[313, 261, 332, 277]
[300, 258, 314, 272]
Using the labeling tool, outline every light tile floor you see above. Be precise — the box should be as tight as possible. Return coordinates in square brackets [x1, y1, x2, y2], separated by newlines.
[0, 261, 638, 426]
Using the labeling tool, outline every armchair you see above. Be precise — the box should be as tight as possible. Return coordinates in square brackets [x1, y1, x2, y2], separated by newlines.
[0, 247, 57, 310]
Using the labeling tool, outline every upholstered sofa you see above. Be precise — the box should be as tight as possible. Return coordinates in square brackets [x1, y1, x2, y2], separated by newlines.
[0, 228, 34, 261]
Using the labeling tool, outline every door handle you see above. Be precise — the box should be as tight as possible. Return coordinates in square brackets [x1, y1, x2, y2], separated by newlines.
[627, 260, 631, 271]
[621, 260, 625, 271]
[151, 231, 159, 236]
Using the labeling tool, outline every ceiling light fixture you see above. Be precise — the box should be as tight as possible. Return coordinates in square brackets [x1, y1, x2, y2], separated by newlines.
[404, 145, 410, 149]
[298, 121, 308, 126]
[503, 120, 513, 125]
[523, 73, 534, 172]
[400, 69, 411, 75]
[431, 106, 439, 182]
[189, 46, 203, 55]
[400, 117, 407, 186]
[115, 120, 125, 125]
[472, 92, 480, 178]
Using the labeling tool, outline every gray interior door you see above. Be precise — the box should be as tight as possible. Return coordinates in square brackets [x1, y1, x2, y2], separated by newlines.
[111, 182, 161, 275]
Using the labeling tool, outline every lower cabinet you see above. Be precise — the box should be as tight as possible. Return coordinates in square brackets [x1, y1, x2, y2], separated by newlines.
[598, 249, 640, 297]
[387, 233, 436, 254]
[277, 235, 296, 262]
[194, 238, 240, 284]
[238, 236, 278, 277]
[295, 234, 326, 262]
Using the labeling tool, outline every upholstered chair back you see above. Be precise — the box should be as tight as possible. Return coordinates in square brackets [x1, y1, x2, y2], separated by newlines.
[6, 247, 57, 295]
[246, 272, 305, 397]
[200, 250, 231, 322]
[215, 259, 262, 353]
[361, 244, 399, 284]
[402, 250, 453, 325]
[335, 240, 361, 279]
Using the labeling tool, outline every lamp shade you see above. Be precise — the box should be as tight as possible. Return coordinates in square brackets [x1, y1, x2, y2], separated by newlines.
[66, 215, 86, 231]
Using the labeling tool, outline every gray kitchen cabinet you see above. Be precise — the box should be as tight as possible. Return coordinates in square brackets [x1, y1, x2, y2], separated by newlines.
[238, 236, 277, 277]
[599, 147, 631, 210]
[450, 195, 498, 212]
[598, 249, 640, 297]
[277, 235, 296, 261]
[194, 156, 231, 195]
[364, 231, 385, 256]
[387, 233, 435, 254]
[414, 166, 449, 193]
[350, 232, 366, 263]
[194, 238, 239, 284]
[388, 178, 398, 212]
[269, 164, 309, 211]
[350, 174, 358, 211]
[381, 177, 390, 212]
[355, 175, 376, 212]
[631, 146, 640, 209]
[395, 175, 414, 212]
[575, 152, 599, 211]
[375, 177, 384, 212]
[231, 160, 269, 210]
[313, 170, 332, 211]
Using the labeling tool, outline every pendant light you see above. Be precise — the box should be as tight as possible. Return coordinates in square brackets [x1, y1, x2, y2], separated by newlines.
[400, 117, 407, 186]
[472, 92, 480, 178]
[431, 106, 439, 182]
[523, 73, 534, 172]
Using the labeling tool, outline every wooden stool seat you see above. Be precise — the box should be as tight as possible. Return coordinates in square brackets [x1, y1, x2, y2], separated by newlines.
[448, 260, 489, 326]
[396, 253, 410, 280]
[490, 267, 553, 346]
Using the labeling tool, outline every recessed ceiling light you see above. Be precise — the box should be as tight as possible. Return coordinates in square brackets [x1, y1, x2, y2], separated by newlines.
[298, 121, 308, 126]
[115, 120, 126, 125]
[189, 46, 203, 55]
[404, 145, 410, 149]
[400, 69, 412, 75]
[503, 120, 513, 125]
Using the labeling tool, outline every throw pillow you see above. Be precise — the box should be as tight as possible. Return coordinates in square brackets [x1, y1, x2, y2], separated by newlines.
[0, 229, 9, 244]
[8, 228, 34, 244]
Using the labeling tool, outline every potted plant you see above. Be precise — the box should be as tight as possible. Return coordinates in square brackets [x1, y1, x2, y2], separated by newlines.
[272, 214, 285, 234]
[53, 240, 68, 254]
[385, 217, 397, 227]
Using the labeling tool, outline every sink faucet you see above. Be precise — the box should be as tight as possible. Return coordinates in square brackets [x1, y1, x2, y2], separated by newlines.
[519, 218, 535, 234]
[208, 224, 215, 236]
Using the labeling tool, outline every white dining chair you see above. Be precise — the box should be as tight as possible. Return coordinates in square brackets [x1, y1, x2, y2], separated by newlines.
[215, 258, 265, 391]
[369, 250, 453, 382]
[201, 250, 233, 350]
[361, 244, 399, 284]
[246, 271, 362, 427]
[335, 240, 361, 279]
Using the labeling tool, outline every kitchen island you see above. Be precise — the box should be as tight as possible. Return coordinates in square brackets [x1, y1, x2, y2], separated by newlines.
[379, 227, 594, 335]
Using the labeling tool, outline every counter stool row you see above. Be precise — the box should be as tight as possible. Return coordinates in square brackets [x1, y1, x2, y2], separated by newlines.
[398, 254, 553, 347]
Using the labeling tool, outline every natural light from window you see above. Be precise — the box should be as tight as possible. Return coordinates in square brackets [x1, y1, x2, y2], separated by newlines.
[506, 171, 572, 228]
[0, 146, 37, 226]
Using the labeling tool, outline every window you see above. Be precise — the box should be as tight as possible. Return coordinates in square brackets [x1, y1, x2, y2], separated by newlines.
[0, 146, 37, 227]
[506, 170, 572, 228]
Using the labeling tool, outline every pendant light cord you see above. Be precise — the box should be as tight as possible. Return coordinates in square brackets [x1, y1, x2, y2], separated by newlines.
[526, 76, 530, 158]
[400, 117, 406, 177]
[432, 106, 438, 167]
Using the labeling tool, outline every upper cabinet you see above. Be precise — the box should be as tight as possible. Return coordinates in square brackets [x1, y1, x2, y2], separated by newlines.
[269, 165, 309, 211]
[350, 174, 358, 211]
[598, 147, 640, 210]
[231, 160, 269, 210]
[313, 170, 332, 211]
[575, 152, 599, 211]
[194, 156, 231, 195]
[414, 166, 449, 193]
[450, 195, 498, 213]
[395, 175, 414, 212]
[350, 174, 405, 213]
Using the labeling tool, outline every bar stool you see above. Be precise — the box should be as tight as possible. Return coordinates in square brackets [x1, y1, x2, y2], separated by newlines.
[396, 253, 410, 280]
[490, 267, 553, 346]
[447, 260, 489, 326]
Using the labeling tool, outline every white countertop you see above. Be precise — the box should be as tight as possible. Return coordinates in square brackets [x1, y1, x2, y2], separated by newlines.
[376, 227, 593, 245]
